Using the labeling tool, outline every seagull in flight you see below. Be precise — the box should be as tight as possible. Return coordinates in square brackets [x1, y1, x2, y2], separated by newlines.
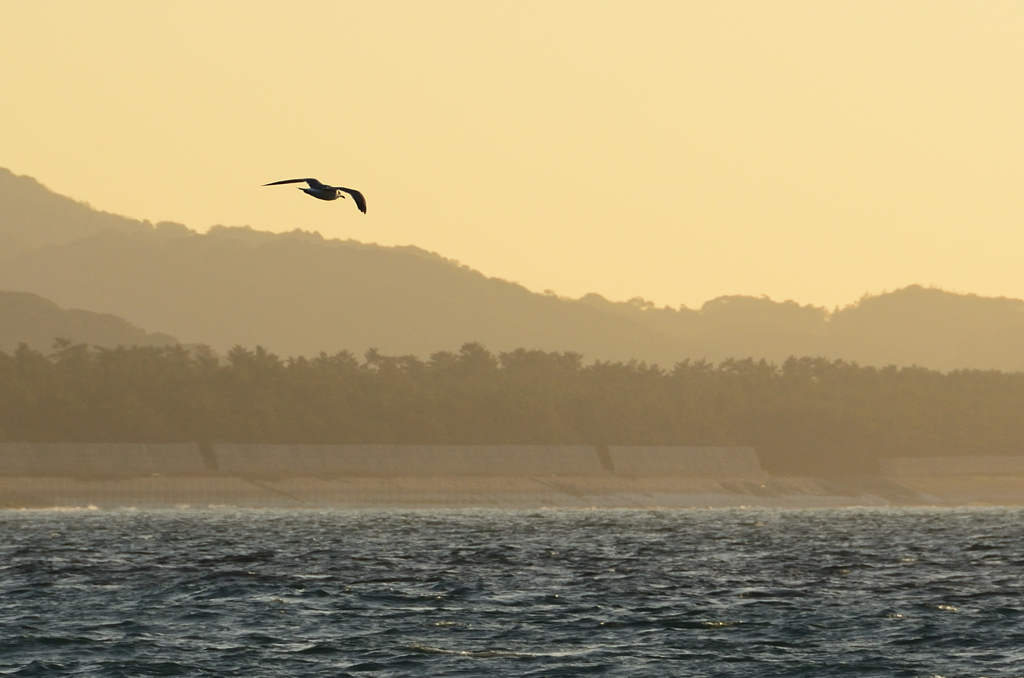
[263, 178, 367, 214]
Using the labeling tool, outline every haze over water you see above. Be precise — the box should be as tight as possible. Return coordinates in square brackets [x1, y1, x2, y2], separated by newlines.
[2, 508, 1022, 677]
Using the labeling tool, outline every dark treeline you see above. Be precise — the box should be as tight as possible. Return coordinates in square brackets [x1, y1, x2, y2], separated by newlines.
[1, 341, 1023, 475]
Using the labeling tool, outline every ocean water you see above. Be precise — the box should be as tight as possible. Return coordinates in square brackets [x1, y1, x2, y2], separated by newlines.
[0, 508, 1022, 677]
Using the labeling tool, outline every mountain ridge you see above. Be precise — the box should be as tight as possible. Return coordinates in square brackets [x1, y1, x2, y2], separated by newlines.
[2, 166, 1023, 371]
[0, 289, 177, 353]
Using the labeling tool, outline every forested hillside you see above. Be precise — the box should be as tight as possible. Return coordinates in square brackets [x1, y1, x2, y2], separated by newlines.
[4, 166, 1024, 370]
[2, 342, 1021, 475]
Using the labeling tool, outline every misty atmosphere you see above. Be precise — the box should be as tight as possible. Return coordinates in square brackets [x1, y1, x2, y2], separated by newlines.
[3, 165, 1024, 482]
[4, 166, 1024, 372]
[2, 163, 1024, 508]
[5, 4, 1024, 675]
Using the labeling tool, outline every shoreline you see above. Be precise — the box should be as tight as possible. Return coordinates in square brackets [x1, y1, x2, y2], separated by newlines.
[3, 444, 1024, 509]
[2, 474, 1023, 509]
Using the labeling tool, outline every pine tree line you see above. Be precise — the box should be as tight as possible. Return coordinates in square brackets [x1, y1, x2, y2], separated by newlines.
[1, 341, 1022, 474]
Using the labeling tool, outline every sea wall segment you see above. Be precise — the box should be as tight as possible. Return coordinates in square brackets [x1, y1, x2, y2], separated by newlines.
[212, 444, 607, 479]
[4, 445, 1024, 507]
[0, 443, 766, 480]
[882, 456, 1024, 477]
[608, 446, 764, 477]
[0, 443, 207, 479]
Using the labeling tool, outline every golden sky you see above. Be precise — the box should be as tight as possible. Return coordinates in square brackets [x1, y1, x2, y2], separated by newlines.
[2, 1, 1023, 309]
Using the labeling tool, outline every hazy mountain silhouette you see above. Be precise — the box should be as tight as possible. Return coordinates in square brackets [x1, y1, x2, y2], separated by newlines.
[0, 290, 177, 353]
[2, 166, 1023, 371]
[579, 287, 1024, 371]
[0, 167, 193, 253]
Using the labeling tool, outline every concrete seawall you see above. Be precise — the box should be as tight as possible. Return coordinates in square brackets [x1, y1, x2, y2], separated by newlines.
[2, 445, 1023, 508]
[882, 456, 1024, 476]
[0, 443, 209, 478]
[0, 444, 769, 481]
[212, 444, 607, 478]
[879, 455, 1024, 506]
[0, 443, 834, 508]
[607, 446, 763, 477]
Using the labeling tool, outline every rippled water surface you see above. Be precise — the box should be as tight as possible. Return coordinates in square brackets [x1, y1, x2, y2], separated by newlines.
[1, 508, 1023, 677]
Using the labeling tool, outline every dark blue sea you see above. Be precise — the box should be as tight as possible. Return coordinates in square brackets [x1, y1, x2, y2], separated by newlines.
[1, 508, 1022, 677]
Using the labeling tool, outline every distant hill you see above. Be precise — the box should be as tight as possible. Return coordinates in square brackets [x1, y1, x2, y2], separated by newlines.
[0, 166, 193, 253]
[0, 224, 681, 363]
[580, 287, 1024, 372]
[2, 166, 1023, 371]
[0, 290, 177, 353]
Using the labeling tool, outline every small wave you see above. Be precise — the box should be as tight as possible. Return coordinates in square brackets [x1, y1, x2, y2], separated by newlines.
[409, 643, 557, 658]
[656, 619, 741, 630]
[2, 507, 1023, 676]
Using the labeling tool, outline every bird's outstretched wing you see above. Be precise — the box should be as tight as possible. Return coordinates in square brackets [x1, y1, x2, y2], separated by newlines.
[336, 187, 367, 214]
[263, 178, 327, 189]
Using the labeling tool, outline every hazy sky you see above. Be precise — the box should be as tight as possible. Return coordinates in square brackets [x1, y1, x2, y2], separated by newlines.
[2, 1, 1023, 310]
